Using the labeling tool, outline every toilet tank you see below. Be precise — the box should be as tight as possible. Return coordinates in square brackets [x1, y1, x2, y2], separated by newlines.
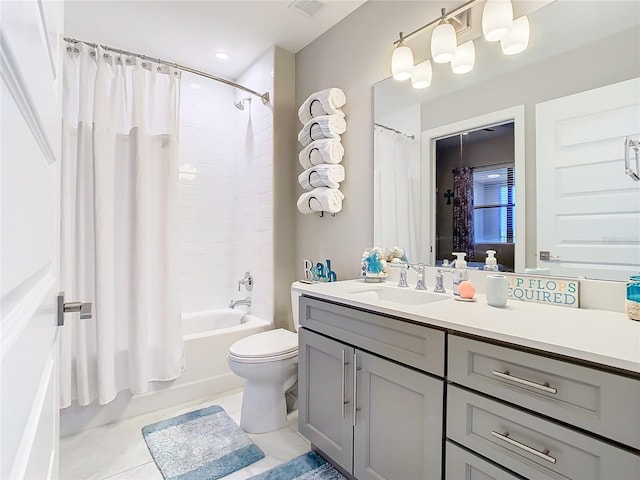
[290, 282, 303, 331]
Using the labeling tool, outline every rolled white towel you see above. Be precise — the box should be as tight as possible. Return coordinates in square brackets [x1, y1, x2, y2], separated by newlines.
[297, 187, 344, 214]
[298, 88, 346, 124]
[298, 114, 346, 147]
[298, 164, 345, 190]
[299, 138, 344, 169]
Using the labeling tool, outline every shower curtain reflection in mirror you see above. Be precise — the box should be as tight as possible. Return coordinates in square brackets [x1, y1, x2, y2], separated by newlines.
[60, 42, 184, 407]
[374, 125, 421, 263]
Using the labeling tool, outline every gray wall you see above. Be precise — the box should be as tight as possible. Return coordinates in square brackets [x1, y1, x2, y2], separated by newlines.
[295, 1, 445, 280]
[273, 47, 297, 329]
[295, 1, 640, 279]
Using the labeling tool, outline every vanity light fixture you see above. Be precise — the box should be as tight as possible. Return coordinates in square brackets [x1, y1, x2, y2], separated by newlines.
[451, 40, 475, 74]
[500, 15, 530, 55]
[390, 0, 528, 90]
[391, 32, 414, 80]
[482, 0, 513, 41]
[431, 8, 457, 63]
[411, 60, 433, 89]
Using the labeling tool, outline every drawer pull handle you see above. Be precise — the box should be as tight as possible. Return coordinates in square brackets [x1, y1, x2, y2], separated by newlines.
[341, 350, 349, 418]
[491, 431, 557, 464]
[492, 370, 557, 394]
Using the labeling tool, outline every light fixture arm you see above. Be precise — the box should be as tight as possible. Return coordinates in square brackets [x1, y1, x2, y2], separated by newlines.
[393, 0, 482, 46]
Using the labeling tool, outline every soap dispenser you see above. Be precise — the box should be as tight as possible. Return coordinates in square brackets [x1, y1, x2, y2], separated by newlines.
[484, 250, 499, 272]
[452, 252, 468, 296]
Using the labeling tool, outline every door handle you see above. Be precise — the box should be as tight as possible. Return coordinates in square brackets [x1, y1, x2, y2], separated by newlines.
[624, 137, 640, 181]
[57, 291, 92, 326]
[539, 251, 559, 261]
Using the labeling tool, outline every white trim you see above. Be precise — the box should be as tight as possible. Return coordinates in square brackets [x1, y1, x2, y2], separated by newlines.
[422, 105, 526, 272]
[9, 339, 57, 480]
[0, 32, 57, 165]
[36, 0, 57, 80]
[1, 272, 55, 360]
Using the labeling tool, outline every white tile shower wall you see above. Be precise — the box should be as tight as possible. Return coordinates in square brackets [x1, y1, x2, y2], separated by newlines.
[178, 72, 238, 313]
[233, 49, 275, 324]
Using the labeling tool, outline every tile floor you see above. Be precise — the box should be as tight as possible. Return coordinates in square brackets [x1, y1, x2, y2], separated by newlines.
[59, 388, 311, 479]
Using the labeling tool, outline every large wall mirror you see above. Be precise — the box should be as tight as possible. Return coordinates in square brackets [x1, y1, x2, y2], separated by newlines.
[374, 0, 640, 281]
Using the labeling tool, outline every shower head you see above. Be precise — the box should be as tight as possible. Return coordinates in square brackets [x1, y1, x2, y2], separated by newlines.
[234, 97, 251, 110]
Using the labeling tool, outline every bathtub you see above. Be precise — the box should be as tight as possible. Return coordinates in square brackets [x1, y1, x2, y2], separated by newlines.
[179, 309, 271, 393]
[60, 308, 270, 436]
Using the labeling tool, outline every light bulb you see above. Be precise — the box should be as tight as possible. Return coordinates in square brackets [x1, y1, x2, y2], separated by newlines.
[451, 40, 475, 74]
[431, 21, 457, 63]
[501, 16, 530, 55]
[391, 43, 414, 81]
[482, 0, 513, 42]
[411, 60, 432, 89]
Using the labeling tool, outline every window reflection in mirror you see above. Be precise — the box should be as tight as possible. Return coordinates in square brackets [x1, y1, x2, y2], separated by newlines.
[435, 122, 515, 271]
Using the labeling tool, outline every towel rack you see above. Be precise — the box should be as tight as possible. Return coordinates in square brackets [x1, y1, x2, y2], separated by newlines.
[297, 87, 346, 217]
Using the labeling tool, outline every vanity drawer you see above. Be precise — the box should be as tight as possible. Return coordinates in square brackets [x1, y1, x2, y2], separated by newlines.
[447, 385, 640, 480]
[299, 296, 445, 376]
[446, 441, 524, 480]
[448, 335, 640, 449]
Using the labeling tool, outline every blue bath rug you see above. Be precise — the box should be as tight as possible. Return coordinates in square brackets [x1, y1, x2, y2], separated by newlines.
[249, 451, 347, 480]
[142, 405, 265, 480]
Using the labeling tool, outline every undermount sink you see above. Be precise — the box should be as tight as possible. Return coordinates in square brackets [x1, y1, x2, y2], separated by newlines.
[347, 285, 450, 305]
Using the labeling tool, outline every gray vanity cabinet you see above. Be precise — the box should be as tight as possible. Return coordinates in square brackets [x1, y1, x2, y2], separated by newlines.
[298, 296, 445, 480]
[447, 335, 640, 480]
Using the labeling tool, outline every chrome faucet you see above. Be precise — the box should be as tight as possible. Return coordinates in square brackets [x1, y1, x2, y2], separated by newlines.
[409, 263, 427, 290]
[238, 271, 253, 292]
[229, 296, 251, 309]
[397, 263, 409, 288]
[433, 269, 446, 293]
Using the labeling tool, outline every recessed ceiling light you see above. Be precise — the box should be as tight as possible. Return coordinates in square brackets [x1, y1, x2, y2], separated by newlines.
[215, 51, 229, 60]
[189, 83, 201, 89]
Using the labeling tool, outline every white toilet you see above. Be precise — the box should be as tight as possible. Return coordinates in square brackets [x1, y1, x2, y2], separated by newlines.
[227, 285, 301, 433]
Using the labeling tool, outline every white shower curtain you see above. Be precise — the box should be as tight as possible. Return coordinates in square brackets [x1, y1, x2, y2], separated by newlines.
[60, 43, 184, 407]
[374, 126, 421, 263]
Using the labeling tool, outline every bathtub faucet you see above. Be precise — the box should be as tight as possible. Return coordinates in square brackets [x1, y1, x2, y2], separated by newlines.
[229, 296, 251, 309]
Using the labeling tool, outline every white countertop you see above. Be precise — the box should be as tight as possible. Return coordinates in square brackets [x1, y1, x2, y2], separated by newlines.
[293, 279, 640, 375]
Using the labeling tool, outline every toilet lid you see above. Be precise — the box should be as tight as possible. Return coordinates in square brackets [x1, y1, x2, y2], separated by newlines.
[229, 328, 298, 359]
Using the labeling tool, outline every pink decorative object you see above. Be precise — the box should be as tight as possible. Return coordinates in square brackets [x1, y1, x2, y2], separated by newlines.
[459, 280, 476, 299]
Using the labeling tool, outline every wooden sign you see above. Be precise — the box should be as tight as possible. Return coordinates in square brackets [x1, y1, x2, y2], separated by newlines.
[507, 275, 579, 308]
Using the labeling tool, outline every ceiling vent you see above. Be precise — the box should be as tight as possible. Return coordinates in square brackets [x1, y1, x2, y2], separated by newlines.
[288, 0, 326, 17]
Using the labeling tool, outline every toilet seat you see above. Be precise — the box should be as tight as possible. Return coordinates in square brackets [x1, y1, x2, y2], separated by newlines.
[228, 328, 298, 364]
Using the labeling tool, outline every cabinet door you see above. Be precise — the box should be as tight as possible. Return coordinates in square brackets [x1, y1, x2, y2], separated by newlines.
[298, 328, 354, 473]
[354, 350, 443, 480]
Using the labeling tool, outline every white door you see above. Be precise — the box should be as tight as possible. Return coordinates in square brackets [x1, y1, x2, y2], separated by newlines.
[1, 1, 64, 478]
[536, 78, 640, 281]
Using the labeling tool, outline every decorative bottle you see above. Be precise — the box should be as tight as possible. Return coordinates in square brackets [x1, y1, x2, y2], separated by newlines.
[626, 275, 640, 321]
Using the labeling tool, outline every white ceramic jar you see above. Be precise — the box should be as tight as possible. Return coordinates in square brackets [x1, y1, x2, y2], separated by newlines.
[486, 274, 508, 307]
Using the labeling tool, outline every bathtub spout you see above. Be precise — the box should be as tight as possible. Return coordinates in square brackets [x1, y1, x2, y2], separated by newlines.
[229, 296, 251, 309]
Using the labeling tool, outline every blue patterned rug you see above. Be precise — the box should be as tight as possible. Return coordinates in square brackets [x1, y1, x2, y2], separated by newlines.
[249, 451, 347, 480]
[142, 405, 264, 480]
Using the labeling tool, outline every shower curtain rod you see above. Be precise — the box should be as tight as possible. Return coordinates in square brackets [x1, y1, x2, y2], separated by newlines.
[374, 123, 415, 140]
[64, 37, 270, 105]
